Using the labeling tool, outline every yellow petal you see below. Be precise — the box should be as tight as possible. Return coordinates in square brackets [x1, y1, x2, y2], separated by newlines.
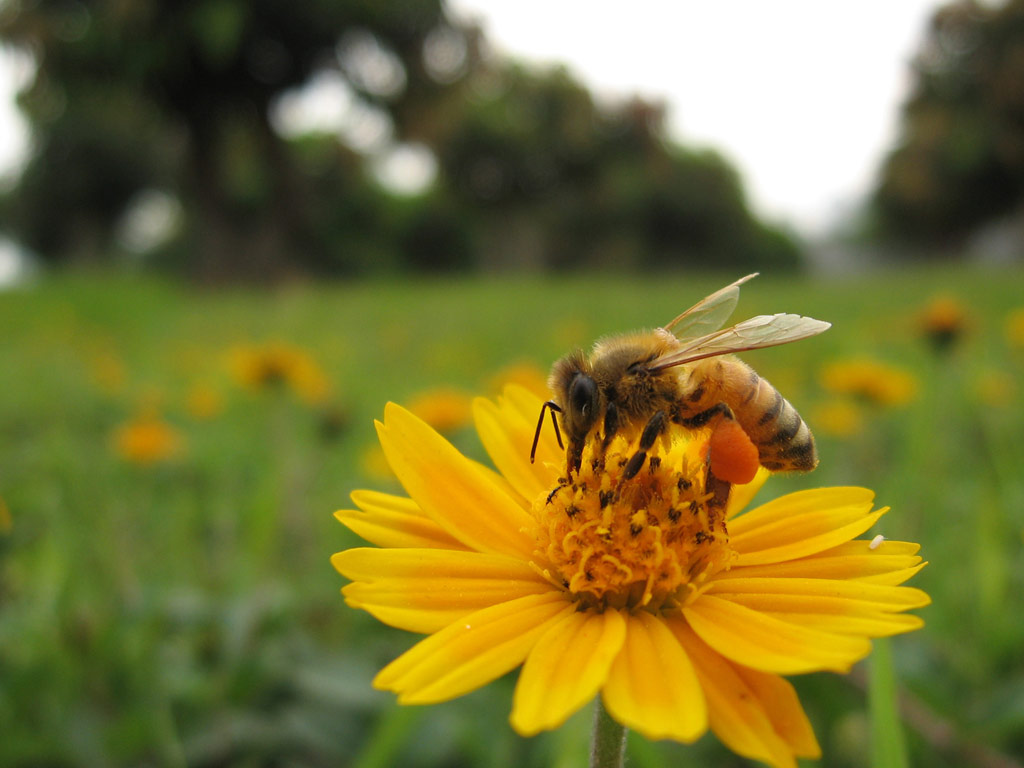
[855, 565, 930, 587]
[732, 662, 821, 758]
[473, 395, 560, 503]
[332, 548, 553, 633]
[601, 611, 707, 742]
[683, 595, 871, 674]
[470, 458, 530, 509]
[725, 466, 771, 520]
[374, 592, 573, 704]
[731, 487, 876, 530]
[706, 576, 932, 612]
[671, 620, 811, 768]
[376, 403, 536, 560]
[351, 489, 426, 517]
[511, 609, 626, 735]
[335, 490, 468, 550]
[814, 539, 921, 557]
[729, 488, 887, 565]
[767, 611, 925, 637]
[717, 542, 923, 582]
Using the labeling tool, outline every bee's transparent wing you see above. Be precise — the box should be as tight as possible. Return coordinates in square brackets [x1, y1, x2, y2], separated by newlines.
[651, 313, 831, 371]
[662, 273, 759, 341]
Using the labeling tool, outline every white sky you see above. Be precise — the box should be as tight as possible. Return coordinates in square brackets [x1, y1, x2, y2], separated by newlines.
[0, 2, 943, 238]
[0, 46, 31, 181]
[448, 0, 943, 235]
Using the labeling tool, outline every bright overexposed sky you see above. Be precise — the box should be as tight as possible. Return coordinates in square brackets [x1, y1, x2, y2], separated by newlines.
[447, 0, 943, 235]
[0, 2, 944, 239]
[0, 47, 31, 181]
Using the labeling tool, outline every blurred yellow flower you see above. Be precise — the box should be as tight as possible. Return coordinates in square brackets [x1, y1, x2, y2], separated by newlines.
[820, 359, 918, 407]
[185, 383, 224, 421]
[90, 351, 126, 394]
[228, 341, 330, 405]
[333, 388, 928, 767]
[973, 369, 1016, 407]
[486, 361, 552, 401]
[113, 412, 185, 464]
[1006, 308, 1024, 350]
[404, 388, 474, 433]
[0, 496, 11, 534]
[811, 399, 864, 437]
[918, 295, 967, 352]
[359, 443, 394, 481]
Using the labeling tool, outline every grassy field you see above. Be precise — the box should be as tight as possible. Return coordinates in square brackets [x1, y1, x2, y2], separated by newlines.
[2, 265, 1023, 767]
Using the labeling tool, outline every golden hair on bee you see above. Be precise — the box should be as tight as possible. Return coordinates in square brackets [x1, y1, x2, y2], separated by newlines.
[533, 274, 830, 494]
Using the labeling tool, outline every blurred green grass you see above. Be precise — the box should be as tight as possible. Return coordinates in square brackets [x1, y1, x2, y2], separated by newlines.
[1, 265, 1023, 767]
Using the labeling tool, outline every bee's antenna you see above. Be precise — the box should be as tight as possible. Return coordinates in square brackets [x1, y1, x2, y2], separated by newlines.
[531, 400, 564, 462]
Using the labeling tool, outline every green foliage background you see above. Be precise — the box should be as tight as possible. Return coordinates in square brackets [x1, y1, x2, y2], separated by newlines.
[0, 0, 802, 278]
[2, 266, 1023, 767]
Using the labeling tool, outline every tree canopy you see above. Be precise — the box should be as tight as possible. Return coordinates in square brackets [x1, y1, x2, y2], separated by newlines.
[871, 0, 1024, 248]
[0, 0, 802, 278]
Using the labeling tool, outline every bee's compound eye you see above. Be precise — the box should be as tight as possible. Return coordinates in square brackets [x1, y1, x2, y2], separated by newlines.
[569, 374, 599, 418]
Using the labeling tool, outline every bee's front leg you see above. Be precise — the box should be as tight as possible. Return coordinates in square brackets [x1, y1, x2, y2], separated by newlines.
[620, 410, 667, 481]
[600, 401, 620, 451]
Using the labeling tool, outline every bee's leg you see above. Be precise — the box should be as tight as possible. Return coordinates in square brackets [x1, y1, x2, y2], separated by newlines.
[677, 401, 735, 430]
[546, 475, 572, 505]
[592, 401, 620, 470]
[621, 410, 667, 481]
[567, 439, 584, 477]
[705, 472, 732, 515]
[677, 402, 738, 514]
[602, 401, 620, 448]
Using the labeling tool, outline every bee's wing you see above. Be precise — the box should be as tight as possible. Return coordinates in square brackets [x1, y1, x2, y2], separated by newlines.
[651, 313, 831, 371]
[663, 273, 759, 340]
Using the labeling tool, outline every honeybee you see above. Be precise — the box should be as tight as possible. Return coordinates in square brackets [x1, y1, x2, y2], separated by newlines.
[532, 274, 830, 495]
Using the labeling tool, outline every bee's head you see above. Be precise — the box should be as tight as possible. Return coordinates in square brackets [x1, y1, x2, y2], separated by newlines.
[548, 351, 603, 472]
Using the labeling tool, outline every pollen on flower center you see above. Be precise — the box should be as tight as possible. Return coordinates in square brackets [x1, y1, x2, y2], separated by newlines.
[531, 426, 734, 613]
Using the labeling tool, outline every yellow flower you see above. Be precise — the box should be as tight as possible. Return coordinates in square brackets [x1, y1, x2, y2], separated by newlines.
[185, 383, 224, 421]
[228, 342, 330, 404]
[112, 412, 185, 464]
[918, 295, 967, 352]
[1006, 308, 1024, 350]
[359, 443, 394, 481]
[90, 351, 126, 394]
[820, 359, 918, 407]
[811, 399, 865, 438]
[404, 388, 474, 433]
[972, 369, 1016, 407]
[332, 386, 928, 767]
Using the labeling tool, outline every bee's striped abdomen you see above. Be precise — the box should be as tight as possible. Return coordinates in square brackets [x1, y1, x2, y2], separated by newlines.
[740, 375, 817, 472]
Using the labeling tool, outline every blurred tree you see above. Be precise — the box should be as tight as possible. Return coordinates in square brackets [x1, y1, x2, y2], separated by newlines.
[0, 0, 475, 279]
[0, 1, 799, 277]
[871, 0, 1024, 249]
[430, 64, 800, 271]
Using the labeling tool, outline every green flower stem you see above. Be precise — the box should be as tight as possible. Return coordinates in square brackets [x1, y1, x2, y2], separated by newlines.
[590, 698, 627, 768]
[869, 638, 909, 768]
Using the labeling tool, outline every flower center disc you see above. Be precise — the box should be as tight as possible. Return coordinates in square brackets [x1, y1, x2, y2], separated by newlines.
[532, 427, 734, 613]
